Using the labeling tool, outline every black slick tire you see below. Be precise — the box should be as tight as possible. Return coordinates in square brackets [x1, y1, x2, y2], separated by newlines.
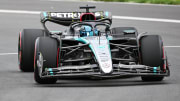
[18, 29, 44, 72]
[140, 35, 164, 81]
[34, 37, 58, 84]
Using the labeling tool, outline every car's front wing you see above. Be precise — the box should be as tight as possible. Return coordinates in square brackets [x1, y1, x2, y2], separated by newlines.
[40, 64, 170, 79]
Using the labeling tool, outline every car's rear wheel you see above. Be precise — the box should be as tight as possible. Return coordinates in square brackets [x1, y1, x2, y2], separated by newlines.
[18, 29, 44, 72]
[34, 37, 58, 84]
[140, 35, 164, 81]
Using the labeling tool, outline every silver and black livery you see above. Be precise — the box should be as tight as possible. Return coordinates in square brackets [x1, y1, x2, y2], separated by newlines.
[18, 5, 170, 84]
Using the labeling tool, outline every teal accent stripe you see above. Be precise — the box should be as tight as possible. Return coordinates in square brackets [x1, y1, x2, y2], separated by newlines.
[48, 68, 52, 71]
[107, 36, 113, 40]
[105, 11, 109, 17]
[43, 12, 47, 17]
[153, 67, 157, 73]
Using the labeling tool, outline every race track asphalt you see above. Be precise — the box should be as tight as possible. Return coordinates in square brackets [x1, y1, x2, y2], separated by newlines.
[0, 0, 180, 101]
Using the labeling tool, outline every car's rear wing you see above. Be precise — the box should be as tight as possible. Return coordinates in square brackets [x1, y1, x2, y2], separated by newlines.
[40, 11, 112, 26]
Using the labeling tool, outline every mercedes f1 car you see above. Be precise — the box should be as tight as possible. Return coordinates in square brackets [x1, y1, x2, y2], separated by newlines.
[18, 5, 170, 84]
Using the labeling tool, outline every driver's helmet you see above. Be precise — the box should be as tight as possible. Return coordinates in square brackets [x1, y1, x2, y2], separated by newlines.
[79, 26, 98, 37]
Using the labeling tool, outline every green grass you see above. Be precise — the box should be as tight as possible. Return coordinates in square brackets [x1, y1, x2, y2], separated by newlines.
[95, 0, 180, 5]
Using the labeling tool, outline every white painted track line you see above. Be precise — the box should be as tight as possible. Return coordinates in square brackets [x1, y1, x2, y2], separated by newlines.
[0, 9, 40, 14]
[164, 46, 180, 48]
[0, 9, 180, 23]
[47, 0, 180, 7]
[0, 53, 18, 56]
[113, 16, 180, 24]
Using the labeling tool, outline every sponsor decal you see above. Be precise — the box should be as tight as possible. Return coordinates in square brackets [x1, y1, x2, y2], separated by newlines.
[98, 45, 105, 49]
[50, 12, 103, 18]
[102, 62, 110, 68]
[50, 12, 81, 18]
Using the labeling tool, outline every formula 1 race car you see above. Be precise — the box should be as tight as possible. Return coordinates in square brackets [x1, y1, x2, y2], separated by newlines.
[18, 5, 170, 84]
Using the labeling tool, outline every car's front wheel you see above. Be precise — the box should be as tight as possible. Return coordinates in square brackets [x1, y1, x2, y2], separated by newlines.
[34, 37, 58, 84]
[140, 35, 165, 81]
